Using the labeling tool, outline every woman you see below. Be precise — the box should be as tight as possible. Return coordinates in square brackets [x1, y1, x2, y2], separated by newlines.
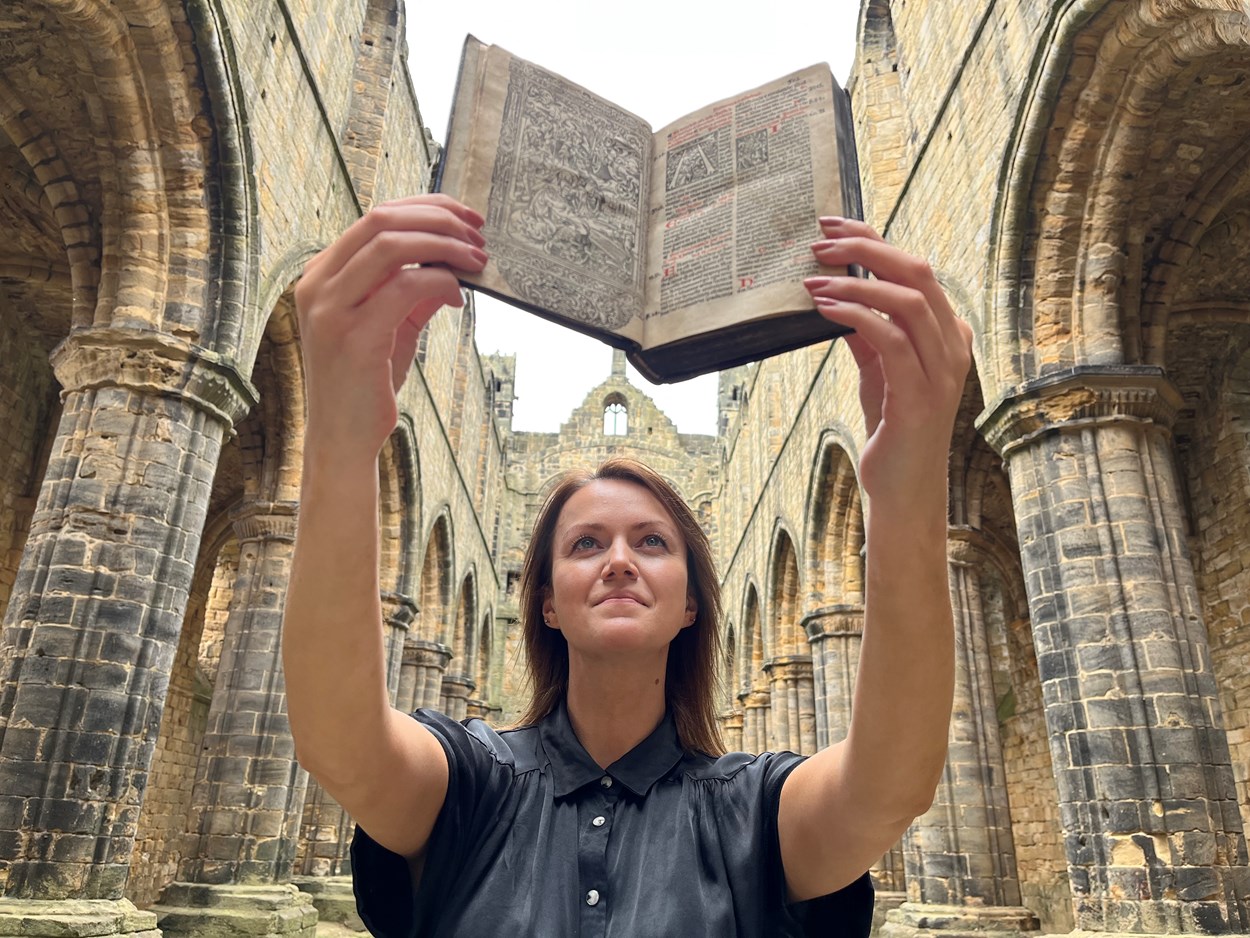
[283, 195, 972, 935]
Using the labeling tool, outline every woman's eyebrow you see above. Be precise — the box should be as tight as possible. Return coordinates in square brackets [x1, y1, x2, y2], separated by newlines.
[559, 519, 677, 535]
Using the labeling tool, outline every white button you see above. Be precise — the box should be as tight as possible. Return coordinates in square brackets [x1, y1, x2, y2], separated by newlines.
[599, 776, 613, 788]
[592, 815, 606, 827]
[586, 889, 600, 906]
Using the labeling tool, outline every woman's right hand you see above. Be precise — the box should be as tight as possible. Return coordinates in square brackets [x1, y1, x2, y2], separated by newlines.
[294, 194, 488, 458]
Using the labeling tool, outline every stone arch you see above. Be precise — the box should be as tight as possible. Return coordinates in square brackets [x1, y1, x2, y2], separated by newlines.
[719, 619, 743, 752]
[469, 608, 496, 721]
[340, 0, 405, 209]
[805, 434, 864, 609]
[603, 391, 629, 436]
[379, 421, 422, 600]
[991, 0, 1250, 389]
[854, 0, 911, 224]
[418, 511, 455, 645]
[0, 1, 254, 352]
[765, 527, 814, 753]
[441, 569, 477, 721]
[766, 526, 803, 657]
[739, 581, 770, 753]
[130, 281, 304, 905]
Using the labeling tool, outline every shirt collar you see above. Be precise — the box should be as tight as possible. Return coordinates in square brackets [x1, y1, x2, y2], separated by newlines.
[538, 699, 685, 799]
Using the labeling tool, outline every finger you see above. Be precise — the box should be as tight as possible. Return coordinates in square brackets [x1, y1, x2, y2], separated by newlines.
[350, 265, 466, 338]
[813, 297, 926, 398]
[317, 200, 486, 280]
[811, 236, 953, 322]
[805, 276, 945, 382]
[391, 318, 424, 394]
[818, 216, 884, 243]
[324, 230, 486, 312]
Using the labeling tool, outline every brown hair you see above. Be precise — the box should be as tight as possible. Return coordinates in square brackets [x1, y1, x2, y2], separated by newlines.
[516, 457, 725, 756]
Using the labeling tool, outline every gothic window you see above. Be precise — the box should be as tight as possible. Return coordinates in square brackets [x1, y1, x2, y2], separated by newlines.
[604, 397, 628, 435]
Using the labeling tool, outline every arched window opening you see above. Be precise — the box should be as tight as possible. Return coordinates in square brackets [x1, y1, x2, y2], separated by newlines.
[604, 400, 628, 435]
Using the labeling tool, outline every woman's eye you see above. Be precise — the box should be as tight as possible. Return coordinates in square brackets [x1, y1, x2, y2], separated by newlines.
[572, 536, 598, 550]
[642, 534, 667, 548]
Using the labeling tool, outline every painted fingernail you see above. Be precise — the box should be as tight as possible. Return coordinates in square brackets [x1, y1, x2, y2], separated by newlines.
[812, 239, 841, 251]
[819, 216, 847, 226]
[467, 228, 487, 247]
[470, 247, 489, 265]
[814, 296, 840, 308]
[804, 277, 832, 289]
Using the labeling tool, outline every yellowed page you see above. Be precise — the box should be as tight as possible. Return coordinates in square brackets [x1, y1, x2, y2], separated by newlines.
[641, 65, 842, 349]
[439, 38, 649, 346]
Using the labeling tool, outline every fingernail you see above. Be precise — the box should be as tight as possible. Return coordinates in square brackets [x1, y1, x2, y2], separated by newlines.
[814, 296, 839, 307]
[467, 228, 487, 247]
[470, 247, 488, 265]
[811, 239, 840, 251]
[819, 216, 846, 226]
[804, 277, 832, 289]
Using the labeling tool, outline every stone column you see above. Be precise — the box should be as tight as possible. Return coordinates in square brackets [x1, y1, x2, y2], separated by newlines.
[765, 656, 816, 754]
[293, 590, 414, 928]
[720, 707, 744, 753]
[396, 639, 451, 713]
[0, 330, 252, 937]
[440, 673, 475, 722]
[804, 605, 864, 748]
[739, 690, 771, 754]
[980, 367, 1250, 936]
[155, 501, 316, 938]
[380, 591, 416, 705]
[883, 529, 1038, 938]
[807, 605, 906, 914]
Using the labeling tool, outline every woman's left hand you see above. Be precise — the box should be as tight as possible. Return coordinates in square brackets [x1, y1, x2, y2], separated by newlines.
[804, 217, 973, 506]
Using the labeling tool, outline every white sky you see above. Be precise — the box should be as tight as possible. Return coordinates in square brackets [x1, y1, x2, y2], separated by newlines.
[406, 2, 862, 434]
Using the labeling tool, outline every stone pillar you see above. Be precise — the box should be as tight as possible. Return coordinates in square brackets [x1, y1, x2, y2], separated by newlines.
[806, 605, 906, 914]
[765, 656, 816, 754]
[379, 591, 416, 706]
[396, 639, 451, 714]
[804, 605, 863, 748]
[155, 501, 316, 938]
[440, 673, 475, 722]
[0, 330, 252, 936]
[980, 367, 1250, 936]
[883, 528, 1038, 938]
[739, 690, 771, 754]
[720, 707, 744, 753]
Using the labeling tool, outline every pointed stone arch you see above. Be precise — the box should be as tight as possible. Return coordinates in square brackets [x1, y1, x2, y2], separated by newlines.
[442, 569, 477, 721]
[805, 434, 865, 609]
[418, 511, 455, 645]
[765, 528, 814, 753]
[739, 581, 770, 754]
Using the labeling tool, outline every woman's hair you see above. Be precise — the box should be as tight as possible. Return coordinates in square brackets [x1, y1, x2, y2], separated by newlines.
[516, 457, 725, 756]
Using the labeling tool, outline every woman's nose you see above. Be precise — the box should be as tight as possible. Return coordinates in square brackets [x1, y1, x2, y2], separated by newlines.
[603, 539, 637, 577]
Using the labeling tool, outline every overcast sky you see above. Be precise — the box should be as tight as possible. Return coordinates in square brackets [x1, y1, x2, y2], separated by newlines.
[406, 2, 862, 434]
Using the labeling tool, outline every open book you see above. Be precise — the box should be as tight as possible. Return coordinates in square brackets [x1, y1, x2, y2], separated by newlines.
[436, 36, 862, 383]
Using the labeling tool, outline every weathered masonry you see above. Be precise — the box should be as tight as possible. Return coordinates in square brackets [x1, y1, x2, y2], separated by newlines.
[0, 2, 1248, 937]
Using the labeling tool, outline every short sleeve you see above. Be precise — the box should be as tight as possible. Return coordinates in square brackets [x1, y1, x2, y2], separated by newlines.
[759, 752, 876, 937]
[351, 709, 513, 938]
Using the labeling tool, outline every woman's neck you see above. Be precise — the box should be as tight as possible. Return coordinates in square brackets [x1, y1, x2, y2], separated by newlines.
[564, 652, 668, 768]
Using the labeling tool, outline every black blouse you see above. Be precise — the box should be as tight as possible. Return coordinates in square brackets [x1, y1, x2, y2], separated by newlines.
[352, 704, 873, 937]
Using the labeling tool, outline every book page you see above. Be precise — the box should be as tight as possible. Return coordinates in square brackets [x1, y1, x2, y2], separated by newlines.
[641, 65, 843, 349]
[439, 39, 650, 345]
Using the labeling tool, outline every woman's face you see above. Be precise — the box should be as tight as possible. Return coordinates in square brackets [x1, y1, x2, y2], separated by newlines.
[542, 478, 696, 659]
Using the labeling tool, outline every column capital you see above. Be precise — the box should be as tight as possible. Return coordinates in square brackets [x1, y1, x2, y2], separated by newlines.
[440, 673, 476, 699]
[978, 365, 1182, 458]
[380, 591, 418, 631]
[402, 638, 451, 670]
[51, 326, 258, 429]
[228, 500, 299, 542]
[802, 604, 865, 641]
[763, 656, 814, 680]
[739, 690, 771, 710]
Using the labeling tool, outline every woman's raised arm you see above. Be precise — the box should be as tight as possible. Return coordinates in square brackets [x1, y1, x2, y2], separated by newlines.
[282, 195, 487, 859]
[778, 217, 972, 900]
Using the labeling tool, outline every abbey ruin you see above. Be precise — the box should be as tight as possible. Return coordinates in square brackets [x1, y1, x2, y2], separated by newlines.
[1, 0, 1249, 936]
